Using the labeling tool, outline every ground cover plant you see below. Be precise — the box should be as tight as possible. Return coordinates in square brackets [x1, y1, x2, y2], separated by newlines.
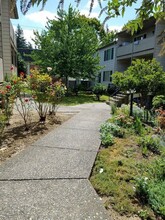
[91, 103, 165, 220]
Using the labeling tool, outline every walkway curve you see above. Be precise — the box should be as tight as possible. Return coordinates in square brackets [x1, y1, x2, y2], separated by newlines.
[0, 103, 112, 220]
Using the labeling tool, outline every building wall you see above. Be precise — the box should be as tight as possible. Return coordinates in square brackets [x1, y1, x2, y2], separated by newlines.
[154, 19, 165, 71]
[1, 0, 12, 79]
[97, 44, 116, 86]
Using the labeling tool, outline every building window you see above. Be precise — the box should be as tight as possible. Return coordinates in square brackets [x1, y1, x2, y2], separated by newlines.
[98, 72, 101, 83]
[103, 71, 113, 82]
[110, 71, 113, 82]
[104, 48, 114, 61]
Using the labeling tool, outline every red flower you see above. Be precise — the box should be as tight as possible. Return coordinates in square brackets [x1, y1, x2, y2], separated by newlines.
[24, 98, 29, 102]
[20, 72, 24, 77]
[6, 85, 11, 89]
[11, 66, 14, 70]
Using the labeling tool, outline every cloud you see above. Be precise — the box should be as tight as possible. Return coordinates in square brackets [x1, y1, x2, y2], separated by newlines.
[26, 10, 56, 26]
[23, 29, 36, 47]
[107, 25, 123, 32]
[80, 9, 99, 18]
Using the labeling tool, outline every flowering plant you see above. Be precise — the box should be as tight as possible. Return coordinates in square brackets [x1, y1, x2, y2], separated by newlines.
[28, 69, 65, 122]
[0, 82, 15, 125]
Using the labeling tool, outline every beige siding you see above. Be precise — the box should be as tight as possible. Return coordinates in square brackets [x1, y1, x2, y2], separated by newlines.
[0, 23, 2, 57]
[1, 0, 12, 79]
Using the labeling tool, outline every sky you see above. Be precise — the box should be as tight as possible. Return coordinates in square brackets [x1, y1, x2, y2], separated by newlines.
[11, 0, 141, 47]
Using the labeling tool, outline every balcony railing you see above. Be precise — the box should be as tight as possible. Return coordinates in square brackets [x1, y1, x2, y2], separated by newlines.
[117, 36, 155, 57]
[10, 21, 17, 47]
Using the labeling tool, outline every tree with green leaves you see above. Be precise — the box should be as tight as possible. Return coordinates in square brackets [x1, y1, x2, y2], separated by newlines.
[112, 59, 165, 106]
[32, 6, 100, 87]
[16, 24, 33, 75]
[16, 24, 28, 50]
[20, 0, 165, 21]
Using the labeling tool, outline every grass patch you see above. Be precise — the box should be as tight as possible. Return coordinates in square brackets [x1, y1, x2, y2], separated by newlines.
[60, 93, 109, 106]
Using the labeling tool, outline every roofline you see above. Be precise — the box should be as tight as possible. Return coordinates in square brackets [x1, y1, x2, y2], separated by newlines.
[10, 0, 19, 19]
[97, 41, 117, 50]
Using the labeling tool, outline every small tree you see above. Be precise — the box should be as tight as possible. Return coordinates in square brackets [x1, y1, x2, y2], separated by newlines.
[93, 83, 106, 101]
[112, 59, 165, 107]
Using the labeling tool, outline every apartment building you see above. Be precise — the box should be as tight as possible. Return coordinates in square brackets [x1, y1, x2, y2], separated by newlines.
[97, 42, 116, 86]
[115, 17, 165, 72]
[0, 0, 18, 82]
[97, 17, 165, 86]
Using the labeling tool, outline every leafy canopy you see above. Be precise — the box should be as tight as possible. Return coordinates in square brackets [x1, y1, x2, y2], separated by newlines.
[32, 6, 100, 81]
[112, 59, 165, 97]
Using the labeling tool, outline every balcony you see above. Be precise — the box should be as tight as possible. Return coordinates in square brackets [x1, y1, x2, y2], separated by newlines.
[117, 36, 155, 58]
[10, 21, 17, 47]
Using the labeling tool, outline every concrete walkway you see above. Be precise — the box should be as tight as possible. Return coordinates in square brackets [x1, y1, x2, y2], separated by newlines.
[0, 103, 112, 220]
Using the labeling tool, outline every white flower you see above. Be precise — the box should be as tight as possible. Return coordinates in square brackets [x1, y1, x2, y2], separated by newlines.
[99, 168, 104, 173]
[47, 67, 52, 72]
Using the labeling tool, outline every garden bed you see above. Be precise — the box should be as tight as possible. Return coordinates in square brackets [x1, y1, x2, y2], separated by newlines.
[0, 109, 73, 164]
[90, 104, 165, 220]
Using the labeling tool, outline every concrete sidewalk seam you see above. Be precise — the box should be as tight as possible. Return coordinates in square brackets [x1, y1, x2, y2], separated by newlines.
[31, 144, 98, 152]
[0, 177, 87, 182]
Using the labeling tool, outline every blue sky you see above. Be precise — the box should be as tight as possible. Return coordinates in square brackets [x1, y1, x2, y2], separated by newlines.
[11, 0, 141, 46]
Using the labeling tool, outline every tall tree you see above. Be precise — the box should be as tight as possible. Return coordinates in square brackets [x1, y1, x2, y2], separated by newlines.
[32, 6, 100, 86]
[16, 25, 33, 75]
[16, 24, 27, 49]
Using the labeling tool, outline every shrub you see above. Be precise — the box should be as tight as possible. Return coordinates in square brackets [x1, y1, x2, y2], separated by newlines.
[28, 69, 65, 122]
[0, 82, 15, 125]
[0, 111, 6, 138]
[100, 132, 114, 147]
[135, 177, 149, 204]
[152, 95, 165, 109]
[133, 117, 144, 135]
[100, 122, 124, 138]
[135, 177, 165, 217]
[93, 83, 106, 101]
[148, 181, 165, 217]
[111, 103, 117, 115]
[11, 74, 33, 130]
[120, 104, 144, 120]
[139, 135, 162, 155]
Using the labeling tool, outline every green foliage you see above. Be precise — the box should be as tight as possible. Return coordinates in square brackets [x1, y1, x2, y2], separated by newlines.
[100, 122, 124, 138]
[32, 6, 100, 84]
[135, 177, 165, 217]
[152, 95, 165, 109]
[139, 135, 162, 155]
[135, 177, 149, 204]
[111, 103, 117, 115]
[28, 69, 65, 122]
[0, 111, 7, 138]
[133, 117, 144, 135]
[112, 59, 165, 106]
[0, 82, 15, 125]
[100, 132, 115, 147]
[148, 181, 165, 217]
[93, 83, 106, 101]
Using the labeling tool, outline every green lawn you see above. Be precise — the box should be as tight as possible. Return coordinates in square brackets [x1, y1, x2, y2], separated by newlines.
[60, 93, 109, 106]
